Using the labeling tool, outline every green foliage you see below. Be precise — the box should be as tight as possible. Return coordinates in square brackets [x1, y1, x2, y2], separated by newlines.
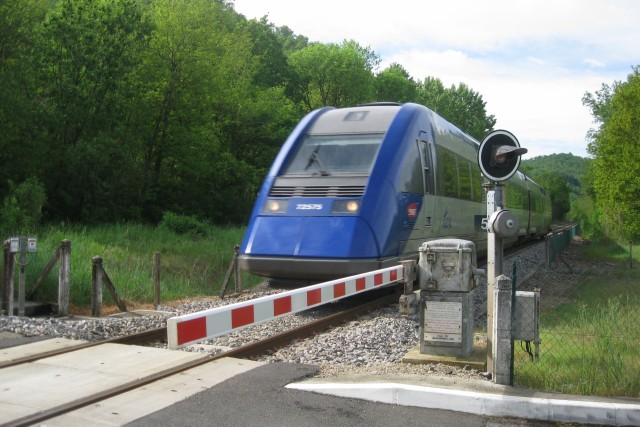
[244, 17, 292, 89]
[159, 212, 208, 237]
[0, 0, 505, 229]
[289, 40, 379, 109]
[521, 153, 588, 189]
[584, 66, 640, 241]
[567, 195, 604, 239]
[0, 178, 46, 236]
[374, 63, 417, 103]
[416, 77, 496, 140]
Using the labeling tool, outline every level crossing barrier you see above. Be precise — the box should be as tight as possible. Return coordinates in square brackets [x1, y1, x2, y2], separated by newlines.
[167, 265, 405, 349]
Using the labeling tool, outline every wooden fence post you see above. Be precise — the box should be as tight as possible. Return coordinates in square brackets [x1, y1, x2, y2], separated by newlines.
[234, 245, 242, 293]
[92, 256, 103, 317]
[2, 240, 16, 316]
[153, 252, 161, 308]
[28, 244, 62, 299]
[220, 245, 240, 299]
[58, 240, 71, 316]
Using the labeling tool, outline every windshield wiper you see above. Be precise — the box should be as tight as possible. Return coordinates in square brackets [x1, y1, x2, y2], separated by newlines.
[304, 146, 330, 176]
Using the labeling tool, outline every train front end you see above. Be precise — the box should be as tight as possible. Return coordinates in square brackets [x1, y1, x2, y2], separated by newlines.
[238, 104, 403, 282]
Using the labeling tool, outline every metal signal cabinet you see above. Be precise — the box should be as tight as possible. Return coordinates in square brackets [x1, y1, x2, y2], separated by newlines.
[418, 239, 480, 357]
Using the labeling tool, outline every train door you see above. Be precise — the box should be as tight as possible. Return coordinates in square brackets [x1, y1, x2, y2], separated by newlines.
[415, 132, 436, 236]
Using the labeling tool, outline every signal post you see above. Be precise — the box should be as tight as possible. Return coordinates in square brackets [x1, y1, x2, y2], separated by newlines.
[478, 130, 527, 385]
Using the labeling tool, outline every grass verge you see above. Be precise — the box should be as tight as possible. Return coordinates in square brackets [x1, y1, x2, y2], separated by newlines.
[11, 223, 263, 311]
[514, 239, 640, 397]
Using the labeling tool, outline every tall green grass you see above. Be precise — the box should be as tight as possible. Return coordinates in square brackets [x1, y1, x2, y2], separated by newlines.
[13, 223, 263, 310]
[515, 239, 640, 397]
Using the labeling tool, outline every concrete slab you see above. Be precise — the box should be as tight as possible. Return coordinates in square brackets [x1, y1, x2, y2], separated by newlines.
[41, 357, 264, 427]
[402, 338, 487, 371]
[41, 343, 204, 376]
[0, 343, 207, 424]
[0, 336, 87, 361]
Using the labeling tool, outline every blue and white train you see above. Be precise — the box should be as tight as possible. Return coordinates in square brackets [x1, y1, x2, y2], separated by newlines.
[238, 102, 551, 283]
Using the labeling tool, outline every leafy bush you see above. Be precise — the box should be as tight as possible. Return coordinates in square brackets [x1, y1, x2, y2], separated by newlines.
[0, 177, 46, 236]
[158, 211, 208, 237]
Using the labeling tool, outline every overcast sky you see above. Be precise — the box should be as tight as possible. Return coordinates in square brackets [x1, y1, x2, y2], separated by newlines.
[233, 0, 639, 159]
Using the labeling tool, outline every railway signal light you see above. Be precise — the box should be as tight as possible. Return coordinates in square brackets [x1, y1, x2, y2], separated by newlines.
[478, 130, 527, 182]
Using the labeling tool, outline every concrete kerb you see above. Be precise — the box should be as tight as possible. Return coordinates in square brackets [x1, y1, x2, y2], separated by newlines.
[286, 378, 640, 426]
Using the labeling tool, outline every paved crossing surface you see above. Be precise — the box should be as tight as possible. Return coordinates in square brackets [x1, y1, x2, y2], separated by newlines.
[2, 333, 638, 426]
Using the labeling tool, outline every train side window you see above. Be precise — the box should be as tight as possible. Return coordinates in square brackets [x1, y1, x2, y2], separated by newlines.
[419, 138, 434, 194]
[435, 145, 459, 198]
[459, 160, 472, 200]
[398, 139, 424, 194]
[470, 163, 482, 202]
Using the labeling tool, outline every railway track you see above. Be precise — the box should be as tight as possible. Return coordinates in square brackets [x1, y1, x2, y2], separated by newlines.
[1, 232, 568, 426]
[0, 289, 400, 427]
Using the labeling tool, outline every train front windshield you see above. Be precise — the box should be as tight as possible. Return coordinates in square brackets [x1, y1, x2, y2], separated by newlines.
[282, 134, 383, 176]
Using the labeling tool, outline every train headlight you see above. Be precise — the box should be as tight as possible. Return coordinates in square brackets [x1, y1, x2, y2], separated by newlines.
[332, 200, 360, 214]
[263, 199, 289, 214]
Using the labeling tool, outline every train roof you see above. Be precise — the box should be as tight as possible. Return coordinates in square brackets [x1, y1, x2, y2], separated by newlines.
[307, 104, 401, 134]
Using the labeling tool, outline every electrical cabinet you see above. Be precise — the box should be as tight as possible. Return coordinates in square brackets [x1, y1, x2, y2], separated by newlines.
[513, 290, 540, 342]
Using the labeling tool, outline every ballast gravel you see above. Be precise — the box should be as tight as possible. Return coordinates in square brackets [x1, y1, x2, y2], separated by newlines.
[0, 241, 558, 382]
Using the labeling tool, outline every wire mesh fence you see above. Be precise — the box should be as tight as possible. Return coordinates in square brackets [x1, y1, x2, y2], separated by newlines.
[512, 226, 640, 398]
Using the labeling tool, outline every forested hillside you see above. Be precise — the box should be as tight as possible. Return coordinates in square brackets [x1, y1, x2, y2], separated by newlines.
[521, 153, 589, 190]
[0, 0, 497, 232]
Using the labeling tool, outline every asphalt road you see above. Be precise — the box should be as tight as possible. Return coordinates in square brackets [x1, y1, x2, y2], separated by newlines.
[125, 362, 556, 427]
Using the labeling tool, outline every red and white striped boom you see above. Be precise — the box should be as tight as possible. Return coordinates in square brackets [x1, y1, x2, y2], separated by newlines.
[167, 265, 404, 350]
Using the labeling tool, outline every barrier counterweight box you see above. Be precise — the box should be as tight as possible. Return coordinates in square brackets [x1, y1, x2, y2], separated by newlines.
[420, 290, 474, 357]
[418, 239, 479, 358]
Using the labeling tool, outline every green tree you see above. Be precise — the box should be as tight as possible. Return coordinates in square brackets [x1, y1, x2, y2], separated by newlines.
[0, 0, 49, 197]
[583, 81, 618, 143]
[34, 0, 148, 221]
[132, 0, 292, 222]
[584, 66, 640, 240]
[289, 40, 379, 109]
[0, 178, 47, 235]
[417, 77, 495, 140]
[374, 63, 417, 103]
[244, 17, 292, 89]
[274, 25, 309, 55]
